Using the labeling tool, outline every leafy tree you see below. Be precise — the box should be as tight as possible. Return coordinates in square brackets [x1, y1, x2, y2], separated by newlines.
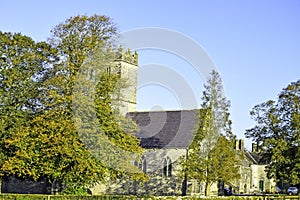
[48, 14, 117, 92]
[46, 14, 146, 187]
[73, 44, 145, 180]
[48, 14, 145, 180]
[2, 108, 106, 191]
[245, 80, 300, 185]
[0, 31, 56, 171]
[0, 14, 146, 193]
[181, 70, 239, 196]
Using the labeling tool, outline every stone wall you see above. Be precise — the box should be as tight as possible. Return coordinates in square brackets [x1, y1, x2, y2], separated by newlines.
[250, 164, 275, 193]
[91, 148, 187, 196]
[1, 176, 50, 194]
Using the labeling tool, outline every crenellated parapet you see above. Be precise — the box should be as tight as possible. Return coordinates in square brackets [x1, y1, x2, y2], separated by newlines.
[116, 46, 138, 65]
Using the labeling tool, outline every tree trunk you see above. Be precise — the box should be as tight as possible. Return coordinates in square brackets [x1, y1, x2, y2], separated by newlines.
[205, 182, 211, 196]
[181, 176, 187, 196]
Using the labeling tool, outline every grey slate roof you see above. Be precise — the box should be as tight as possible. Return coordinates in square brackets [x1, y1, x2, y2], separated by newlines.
[127, 110, 198, 149]
[246, 151, 271, 165]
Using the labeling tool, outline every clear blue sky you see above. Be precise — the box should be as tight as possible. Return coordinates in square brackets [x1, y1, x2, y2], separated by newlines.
[1, 0, 300, 149]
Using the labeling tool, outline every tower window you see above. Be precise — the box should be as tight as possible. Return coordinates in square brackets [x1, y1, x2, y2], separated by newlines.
[137, 156, 147, 174]
[117, 64, 121, 76]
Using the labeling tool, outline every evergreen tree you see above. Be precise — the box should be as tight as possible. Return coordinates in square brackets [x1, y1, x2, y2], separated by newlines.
[181, 70, 240, 196]
[201, 70, 233, 138]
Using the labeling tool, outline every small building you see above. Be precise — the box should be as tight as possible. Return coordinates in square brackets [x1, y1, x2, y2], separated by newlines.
[230, 141, 276, 194]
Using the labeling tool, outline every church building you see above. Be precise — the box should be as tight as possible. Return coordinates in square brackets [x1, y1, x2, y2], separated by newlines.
[0, 47, 275, 196]
[91, 48, 276, 196]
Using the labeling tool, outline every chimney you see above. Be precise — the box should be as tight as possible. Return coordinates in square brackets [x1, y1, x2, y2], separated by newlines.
[235, 140, 239, 150]
[239, 139, 244, 151]
[252, 143, 257, 153]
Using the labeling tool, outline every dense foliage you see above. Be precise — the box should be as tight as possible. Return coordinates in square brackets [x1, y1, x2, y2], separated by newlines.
[0, 14, 145, 193]
[245, 80, 300, 185]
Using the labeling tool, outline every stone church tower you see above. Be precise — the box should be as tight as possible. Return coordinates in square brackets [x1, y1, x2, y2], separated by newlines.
[114, 46, 138, 115]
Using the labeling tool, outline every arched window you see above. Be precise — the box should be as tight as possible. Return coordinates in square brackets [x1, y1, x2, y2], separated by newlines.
[163, 158, 167, 176]
[167, 157, 172, 177]
[137, 156, 147, 174]
[142, 158, 147, 173]
[162, 157, 172, 177]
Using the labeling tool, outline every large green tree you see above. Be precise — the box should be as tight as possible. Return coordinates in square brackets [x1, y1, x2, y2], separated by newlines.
[181, 70, 240, 196]
[0, 14, 146, 193]
[48, 14, 145, 180]
[0, 31, 101, 193]
[0, 31, 56, 170]
[72, 44, 145, 180]
[245, 80, 300, 185]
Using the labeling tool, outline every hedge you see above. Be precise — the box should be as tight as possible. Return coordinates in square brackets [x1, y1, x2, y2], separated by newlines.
[0, 194, 137, 200]
[0, 194, 300, 200]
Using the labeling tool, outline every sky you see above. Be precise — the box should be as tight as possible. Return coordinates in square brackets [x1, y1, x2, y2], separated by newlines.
[1, 0, 300, 150]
